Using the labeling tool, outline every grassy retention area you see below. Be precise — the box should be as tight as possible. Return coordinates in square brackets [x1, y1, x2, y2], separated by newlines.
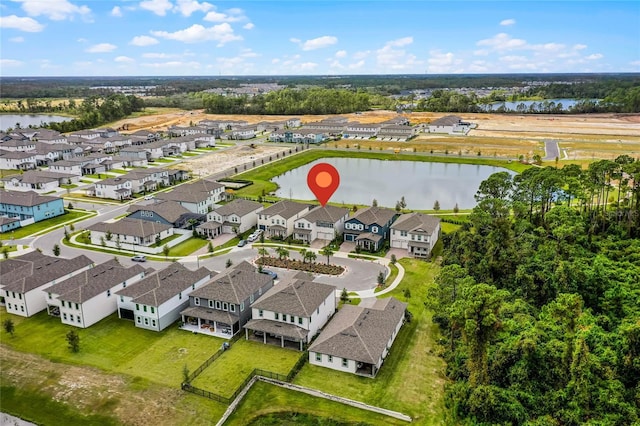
[234, 149, 529, 198]
[0, 210, 93, 240]
[294, 258, 446, 425]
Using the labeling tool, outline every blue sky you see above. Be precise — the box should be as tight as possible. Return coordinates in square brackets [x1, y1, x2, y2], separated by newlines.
[1, 1, 639, 76]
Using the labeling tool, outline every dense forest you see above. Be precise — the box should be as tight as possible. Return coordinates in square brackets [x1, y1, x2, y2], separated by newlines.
[428, 157, 640, 425]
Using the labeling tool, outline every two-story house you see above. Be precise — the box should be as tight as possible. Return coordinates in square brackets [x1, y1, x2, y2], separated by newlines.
[197, 198, 263, 239]
[308, 297, 407, 377]
[258, 200, 311, 239]
[390, 212, 441, 258]
[343, 206, 398, 252]
[156, 180, 224, 214]
[93, 176, 133, 200]
[45, 259, 148, 328]
[293, 205, 350, 244]
[0, 190, 65, 224]
[0, 252, 94, 317]
[244, 278, 336, 350]
[116, 263, 212, 331]
[180, 261, 274, 339]
[127, 200, 196, 229]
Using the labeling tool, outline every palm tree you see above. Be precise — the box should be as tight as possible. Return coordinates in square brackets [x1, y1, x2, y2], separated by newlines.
[320, 246, 334, 265]
[305, 251, 317, 264]
[299, 248, 308, 263]
[258, 247, 268, 260]
[275, 247, 289, 261]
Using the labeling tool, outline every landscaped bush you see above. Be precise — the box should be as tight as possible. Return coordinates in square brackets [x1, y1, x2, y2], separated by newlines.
[256, 256, 344, 275]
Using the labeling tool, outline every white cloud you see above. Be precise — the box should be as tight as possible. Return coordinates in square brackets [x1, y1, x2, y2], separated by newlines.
[500, 55, 529, 63]
[0, 59, 24, 68]
[240, 49, 258, 58]
[289, 37, 301, 44]
[630, 60, 640, 67]
[0, 15, 44, 32]
[86, 43, 117, 53]
[473, 49, 489, 56]
[387, 36, 413, 47]
[426, 49, 463, 73]
[335, 50, 347, 58]
[376, 37, 421, 71]
[299, 35, 338, 51]
[151, 23, 242, 46]
[329, 60, 344, 69]
[115, 56, 134, 63]
[500, 19, 516, 26]
[140, 0, 172, 16]
[10, 36, 24, 42]
[141, 60, 202, 69]
[271, 58, 280, 64]
[477, 33, 527, 51]
[142, 52, 176, 59]
[111, 6, 122, 17]
[174, 0, 213, 16]
[77, 38, 87, 43]
[243, 22, 254, 30]
[353, 50, 370, 60]
[15, 0, 90, 21]
[531, 42, 565, 52]
[586, 53, 603, 60]
[130, 35, 159, 46]
[469, 60, 489, 73]
[348, 60, 365, 70]
[573, 44, 587, 50]
[298, 62, 318, 71]
[203, 8, 245, 23]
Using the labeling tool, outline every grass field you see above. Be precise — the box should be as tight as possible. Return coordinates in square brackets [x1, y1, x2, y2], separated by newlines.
[294, 258, 446, 424]
[167, 237, 208, 256]
[191, 339, 302, 398]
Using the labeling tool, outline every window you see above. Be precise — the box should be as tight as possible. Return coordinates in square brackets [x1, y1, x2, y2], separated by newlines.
[315, 353, 322, 362]
[137, 317, 141, 323]
[179, 292, 182, 300]
[317, 307, 320, 314]
[258, 288, 262, 296]
[120, 296, 124, 302]
[230, 304, 236, 312]
[401, 230, 407, 237]
[222, 302, 228, 311]
[107, 289, 111, 297]
[328, 355, 333, 363]
[342, 358, 348, 367]
[208, 300, 214, 308]
[259, 309, 263, 317]
[77, 315, 81, 323]
[144, 318, 149, 325]
[61, 301, 65, 308]
[215, 301, 221, 309]
[282, 314, 287, 322]
[250, 294, 254, 303]
[151, 307, 155, 314]
[63, 313, 67, 320]
[290, 315, 295, 323]
[136, 303, 139, 310]
[192, 284, 195, 290]
[7, 303, 11, 309]
[75, 303, 79, 310]
[371, 226, 379, 233]
[143, 305, 147, 312]
[240, 302, 245, 311]
[152, 320, 156, 327]
[275, 313, 279, 320]
[194, 297, 200, 306]
[298, 317, 303, 325]
[345, 223, 351, 230]
[20, 305, 24, 312]
[48, 292, 52, 299]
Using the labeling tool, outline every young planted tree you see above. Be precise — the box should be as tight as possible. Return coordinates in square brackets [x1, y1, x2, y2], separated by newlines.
[372, 199, 378, 207]
[453, 203, 459, 214]
[320, 246, 334, 265]
[3, 319, 15, 337]
[340, 288, 349, 304]
[53, 244, 60, 257]
[66, 330, 80, 353]
[162, 244, 170, 259]
[377, 271, 386, 287]
[226, 258, 233, 268]
[258, 247, 269, 260]
[433, 200, 441, 212]
[305, 251, 317, 264]
[207, 241, 214, 253]
[299, 248, 308, 264]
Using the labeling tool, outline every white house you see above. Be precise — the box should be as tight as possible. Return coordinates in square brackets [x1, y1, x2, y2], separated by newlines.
[244, 277, 336, 350]
[258, 200, 311, 239]
[198, 198, 263, 238]
[45, 259, 147, 328]
[156, 179, 224, 215]
[88, 218, 173, 248]
[390, 212, 441, 258]
[427, 115, 473, 134]
[293, 205, 350, 244]
[0, 252, 94, 318]
[0, 151, 37, 171]
[116, 263, 212, 331]
[93, 176, 133, 200]
[308, 297, 407, 377]
[1, 171, 78, 193]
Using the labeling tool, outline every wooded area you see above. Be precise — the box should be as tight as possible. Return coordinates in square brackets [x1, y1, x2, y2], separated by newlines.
[427, 157, 640, 425]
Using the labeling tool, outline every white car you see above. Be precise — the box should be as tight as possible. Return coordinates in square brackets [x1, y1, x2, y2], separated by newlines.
[144, 195, 155, 200]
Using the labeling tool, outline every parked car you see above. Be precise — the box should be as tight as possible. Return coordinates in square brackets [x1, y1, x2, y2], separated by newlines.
[260, 269, 278, 280]
[131, 255, 147, 262]
[237, 239, 247, 247]
[144, 195, 154, 200]
[247, 233, 258, 242]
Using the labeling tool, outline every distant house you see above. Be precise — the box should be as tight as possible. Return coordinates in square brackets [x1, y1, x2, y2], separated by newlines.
[0, 252, 94, 317]
[244, 278, 336, 350]
[0, 151, 37, 171]
[0, 217, 20, 233]
[45, 259, 148, 328]
[377, 125, 416, 141]
[116, 263, 212, 331]
[343, 206, 398, 252]
[0, 190, 65, 224]
[88, 218, 173, 247]
[308, 297, 407, 377]
[257, 200, 311, 239]
[342, 122, 381, 139]
[427, 115, 473, 134]
[156, 179, 224, 214]
[230, 126, 256, 140]
[127, 200, 198, 228]
[390, 212, 441, 258]
[180, 261, 274, 339]
[1, 170, 78, 193]
[197, 198, 263, 239]
[93, 176, 133, 200]
[293, 205, 350, 244]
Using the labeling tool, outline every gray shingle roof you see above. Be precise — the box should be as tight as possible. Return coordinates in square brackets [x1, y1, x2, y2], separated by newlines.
[155, 189, 210, 204]
[391, 212, 440, 234]
[350, 206, 397, 227]
[300, 205, 349, 224]
[430, 115, 463, 126]
[1, 253, 94, 294]
[116, 263, 211, 307]
[88, 218, 172, 238]
[212, 199, 263, 217]
[0, 190, 60, 208]
[308, 297, 407, 364]
[180, 306, 235, 324]
[127, 200, 191, 223]
[190, 261, 272, 304]
[261, 200, 310, 220]
[47, 259, 147, 303]
[244, 318, 309, 340]
[251, 279, 335, 317]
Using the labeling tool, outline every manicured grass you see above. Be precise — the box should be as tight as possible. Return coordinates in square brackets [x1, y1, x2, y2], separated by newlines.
[0, 309, 221, 388]
[440, 222, 462, 233]
[60, 183, 78, 189]
[226, 380, 408, 426]
[0, 210, 93, 239]
[150, 158, 176, 163]
[191, 339, 302, 398]
[167, 237, 208, 256]
[294, 259, 446, 424]
[152, 233, 181, 247]
[0, 169, 21, 177]
[109, 169, 128, 174]
[182, 152, 200, 157]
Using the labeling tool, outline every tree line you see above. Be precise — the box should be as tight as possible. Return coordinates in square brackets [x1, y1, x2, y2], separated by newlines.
[427, 156, 640, 424]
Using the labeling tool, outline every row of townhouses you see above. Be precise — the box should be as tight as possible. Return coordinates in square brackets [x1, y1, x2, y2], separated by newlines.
[0, 252, 406, 378]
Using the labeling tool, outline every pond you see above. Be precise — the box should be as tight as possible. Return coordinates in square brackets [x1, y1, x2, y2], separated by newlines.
[0, 114, 71, 132]
[478, 98, 599, 112]
[272, 157, 515, 210]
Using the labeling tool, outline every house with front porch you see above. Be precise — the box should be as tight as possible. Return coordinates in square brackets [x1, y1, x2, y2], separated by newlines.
[293, 205, 349, 244]
[45, 259, 148, 328]
[1, 252, 94, 318]
[343, 206, 398, 252]
[116, 263, 212, 331]
[1, 171, 78, 193]
[197, 198, 263, 239]
[308, 297, 407, 377]
[180, 261, 274, 339]
[156, 179, 224, 214]
[88, 218, 173, 248]
[93, 176, 133, 200]
[390, 212, 441, 258]
[244, 278, 336, 351]
[258, 200, 312, 239]
[127, 200, 197, 229]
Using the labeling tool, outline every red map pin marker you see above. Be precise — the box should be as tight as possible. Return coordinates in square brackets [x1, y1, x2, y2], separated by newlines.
[307, 163, 340, 207]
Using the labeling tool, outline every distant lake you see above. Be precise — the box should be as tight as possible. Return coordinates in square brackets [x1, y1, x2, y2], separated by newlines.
[0, 114, 71, 131]
[272, 157, 515, 210]
[479, 98, 597, 112]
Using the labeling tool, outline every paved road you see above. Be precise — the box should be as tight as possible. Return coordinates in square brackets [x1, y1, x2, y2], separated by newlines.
[543, 139, 560, 160]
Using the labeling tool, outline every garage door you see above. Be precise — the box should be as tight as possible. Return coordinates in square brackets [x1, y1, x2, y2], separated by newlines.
[119, 308, 135, 321]
[317, 232, 333, 240]
[345, 234, 355, 241]
[391, 240, 408, 249]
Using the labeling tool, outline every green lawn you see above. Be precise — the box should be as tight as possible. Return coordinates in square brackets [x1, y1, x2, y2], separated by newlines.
[0, 210, 93, 239]
[182, 152, 200, 157]
[150, 158, 176, 163]
[191, 339, 302, 398]
[226, 380, 407, 426]
[294, 258, 446, 424]
[0, 309, 222, 388]
[167, 237, 208, 256]
[109, 169, 128, 174]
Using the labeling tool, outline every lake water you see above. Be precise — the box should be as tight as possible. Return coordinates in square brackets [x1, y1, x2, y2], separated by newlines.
[272, 157, 515, 210]
[0, 114, 71, 132]
[479, 98, 596, 112]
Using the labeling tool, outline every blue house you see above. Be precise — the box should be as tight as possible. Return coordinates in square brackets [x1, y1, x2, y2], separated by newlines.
[343, 206, 398, 252]
[0, 217, 21, 233]
[0, 191, 65, 228]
